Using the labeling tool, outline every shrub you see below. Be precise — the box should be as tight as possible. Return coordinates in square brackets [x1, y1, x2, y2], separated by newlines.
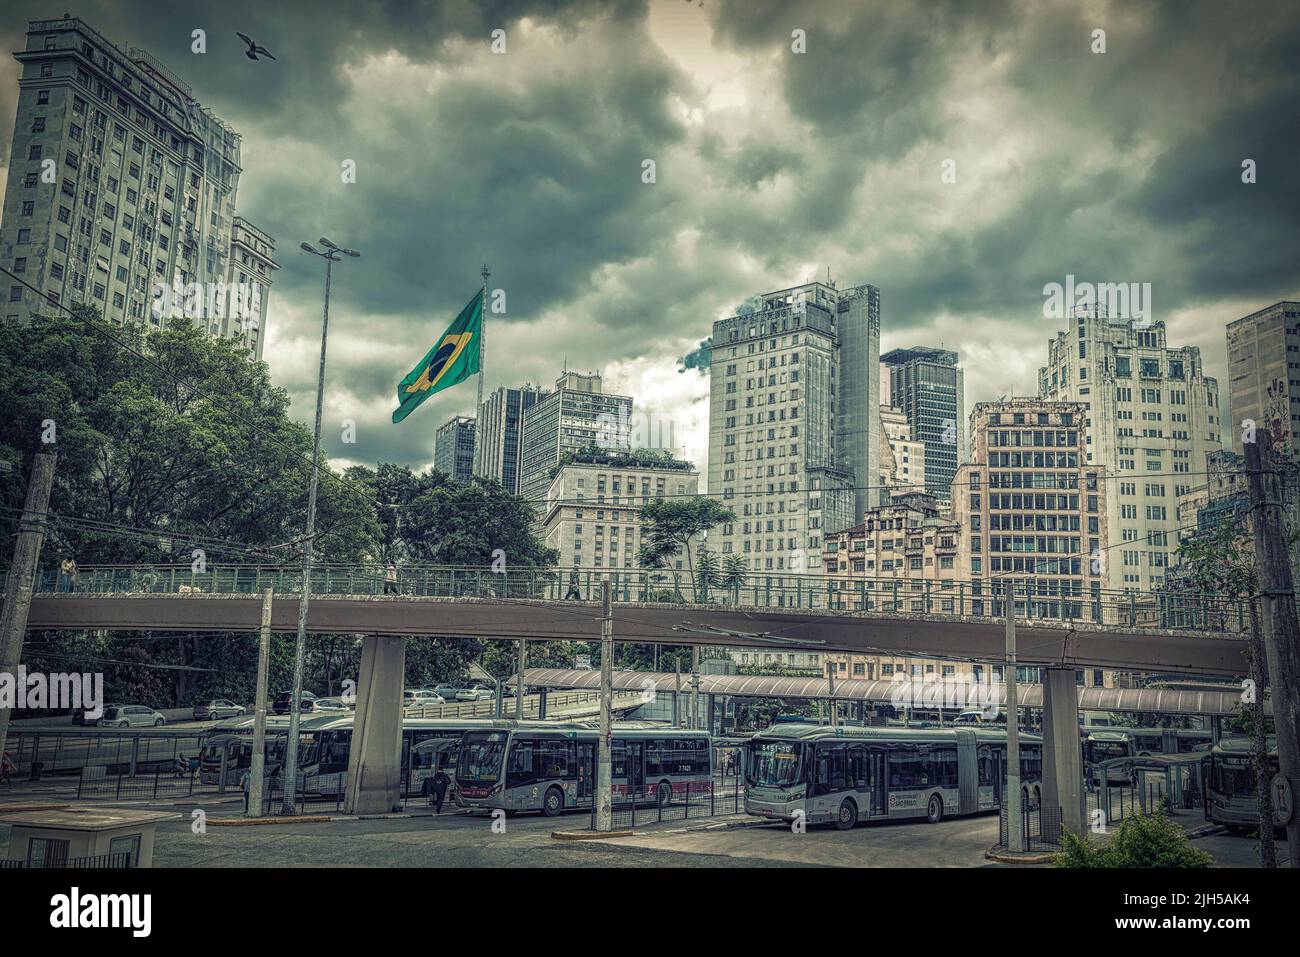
[1054, 808, 1214, 868]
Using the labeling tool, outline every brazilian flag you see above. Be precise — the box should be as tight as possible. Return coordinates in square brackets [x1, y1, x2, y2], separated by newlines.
[392, 289, 483, 424]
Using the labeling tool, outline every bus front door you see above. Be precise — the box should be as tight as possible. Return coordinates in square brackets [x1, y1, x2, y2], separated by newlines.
[577, 742, 594, 803]
[626, 741, 645, 800]
[869, 750, 887, 817]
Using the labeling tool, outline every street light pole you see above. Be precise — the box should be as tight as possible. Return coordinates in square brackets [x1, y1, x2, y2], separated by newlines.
[281, 238, 360, 815]
[1005, 579, 1024, 852]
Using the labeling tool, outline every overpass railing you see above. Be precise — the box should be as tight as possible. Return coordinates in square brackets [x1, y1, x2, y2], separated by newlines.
[20, 563, 1253, 634]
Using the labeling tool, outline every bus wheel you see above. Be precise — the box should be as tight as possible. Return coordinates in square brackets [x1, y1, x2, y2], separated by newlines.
[542, 787, 564, 817]
[836, 798, 858, 830]
[656, 780, 673, 807]
[927, 794, 944, 824]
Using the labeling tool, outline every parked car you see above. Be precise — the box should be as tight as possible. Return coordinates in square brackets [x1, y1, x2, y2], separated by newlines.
[403, 690, 445, 710]
[455, 684, 495, 702]
[73, 702, 121, 726]
[193, 699, 245, 721]
[314, 697, 353, 712]
[272, 690, 318, 715]
[431, 684, 463, 701]
[98, 705, 166, 728]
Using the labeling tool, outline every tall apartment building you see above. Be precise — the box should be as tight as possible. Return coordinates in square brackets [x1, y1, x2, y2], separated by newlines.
[1038, 316, 1221, 591]
[434, 415, 476, 484]
[954, 399, 1107, 621]
[541, 451, 699, 571]
[474, 384, 548, 495]
[707, 280, 881, 575]
[222, 216, 278, 360]
[880, 404, 926, 495]
[880, 347, 965, 499]
[518, 371, 632, 505]
[1, 17, 249, 347]
[824, 491, 961, 615]
[1226, 301, 1300, 458]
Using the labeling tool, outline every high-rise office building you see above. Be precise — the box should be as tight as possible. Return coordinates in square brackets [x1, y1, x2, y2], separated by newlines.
[1, 16, 258, 352]
[707, 279, 881, 575]
[954, 398, 1107, 622]
[1226, 300, 1300, 458]
[222, 216, 278, 360]
[880, 347, 965, 499]
[434, 415, 476, 484]
[517, 371, 632, 505]
[1038, 315, 1222, 591]
[474, 384, 548, 495]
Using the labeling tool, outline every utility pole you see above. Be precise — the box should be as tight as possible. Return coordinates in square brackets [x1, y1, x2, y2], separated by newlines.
[673, 658, 681, 728]
[1245, 427, 1300, 865]
[689, 645, 701, 730]
[246, 588, 273, 817]
[1005, 579, 1024, 852]
[595, 581, 613, 831]
[285, 238, 359, 816]
[826, 661, 837, 727]
[0, 453, 56, 767]
[515, 639, 525, 719]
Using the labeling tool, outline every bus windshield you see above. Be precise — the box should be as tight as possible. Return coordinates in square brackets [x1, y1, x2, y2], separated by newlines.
[457, 731, 509, 783]
[1087, 741, 1128, 762]
[1210, 756, 1256, 797]
[747, 740, 803, 787]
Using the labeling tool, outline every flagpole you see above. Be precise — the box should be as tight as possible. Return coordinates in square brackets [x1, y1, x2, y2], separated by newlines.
[474, 263, 489, 477]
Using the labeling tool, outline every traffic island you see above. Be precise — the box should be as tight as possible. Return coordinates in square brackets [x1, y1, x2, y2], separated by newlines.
[985, 844, 1058, 865]
[551, 829, 635, 840]
[208, 815, 333, 826]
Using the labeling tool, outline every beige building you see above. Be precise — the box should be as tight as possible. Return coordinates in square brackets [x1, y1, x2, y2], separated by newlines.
[541, 451, 698, 571]
[1226, 300, 1300, 458]
[880, 403, 926, 495]
[1039, 316, 1221, 591]
[954, 398, 1107, 622]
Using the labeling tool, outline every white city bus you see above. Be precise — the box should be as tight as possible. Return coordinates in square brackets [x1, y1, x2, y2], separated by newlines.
[271, 716, 500, 798]
[1084, 727, 1212, 785]
[1204, 736, 1278, 833]
[744, 724, 1043, 830]
[455, 722, 713, 816]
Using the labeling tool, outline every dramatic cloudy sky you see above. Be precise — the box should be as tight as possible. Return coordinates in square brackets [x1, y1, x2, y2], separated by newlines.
[3, 0, 1297, 484]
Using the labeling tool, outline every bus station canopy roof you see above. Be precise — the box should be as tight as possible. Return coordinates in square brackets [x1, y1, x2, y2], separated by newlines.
[519, 669, 1261, 718]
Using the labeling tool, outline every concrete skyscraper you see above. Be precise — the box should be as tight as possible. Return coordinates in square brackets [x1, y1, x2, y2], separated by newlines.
[881, 346, 965, 499]
[707, 279, 881, 575]
[434, 415, 476, 484]
[0, 16, 269, 354]
[517, 371, 632, 505]
[475, 384, 548, 495]
[1226, 300, 1300, 459]
[1038, 314, 1222, 592]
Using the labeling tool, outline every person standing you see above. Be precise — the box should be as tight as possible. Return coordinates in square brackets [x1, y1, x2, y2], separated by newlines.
[564, 565, 582, 601]
[59, 557, 77, 593]
[384, 562, 398, 595]
[432, 767, 451, 814]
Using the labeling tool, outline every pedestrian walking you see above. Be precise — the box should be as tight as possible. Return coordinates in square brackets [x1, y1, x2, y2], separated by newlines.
[384, 562, 398, 595]
[59, 557, 78, 593]
[432, 767, 451, 814]
[174, 753, 188, 778]
[240, 769, 252, 813]
[563, 565, 582, 601]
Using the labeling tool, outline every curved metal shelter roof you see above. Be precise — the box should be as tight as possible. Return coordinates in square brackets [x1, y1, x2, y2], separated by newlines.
[520, 668, 1261, 718]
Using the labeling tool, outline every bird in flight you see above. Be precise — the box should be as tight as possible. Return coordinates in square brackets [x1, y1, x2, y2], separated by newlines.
[236, 32, 276, 61]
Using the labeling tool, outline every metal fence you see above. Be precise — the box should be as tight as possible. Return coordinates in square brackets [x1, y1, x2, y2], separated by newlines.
[8, 728, 208, 778]
[0, 852, 133, 869]
[21, 562, 1256, 635]
[76, 765, 199, 801]
[589, 749, 746, 830]
[999, 803, 1063, 851]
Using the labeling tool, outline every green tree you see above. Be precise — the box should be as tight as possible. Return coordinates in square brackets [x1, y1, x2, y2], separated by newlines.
[1174, 519, 1275, 866]
[722, 554, 749, 605]
[636, 497, 735, 601]
[1055, 808, 1214, 868]
[695, 546, 720, 603]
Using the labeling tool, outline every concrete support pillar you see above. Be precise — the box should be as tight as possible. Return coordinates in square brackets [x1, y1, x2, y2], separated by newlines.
[344, 634, 406, 815]
[1041, 666, 1084, 836]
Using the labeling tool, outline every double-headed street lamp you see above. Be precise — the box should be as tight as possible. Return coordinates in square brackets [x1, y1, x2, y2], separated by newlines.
[279, 237, 360, 816]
